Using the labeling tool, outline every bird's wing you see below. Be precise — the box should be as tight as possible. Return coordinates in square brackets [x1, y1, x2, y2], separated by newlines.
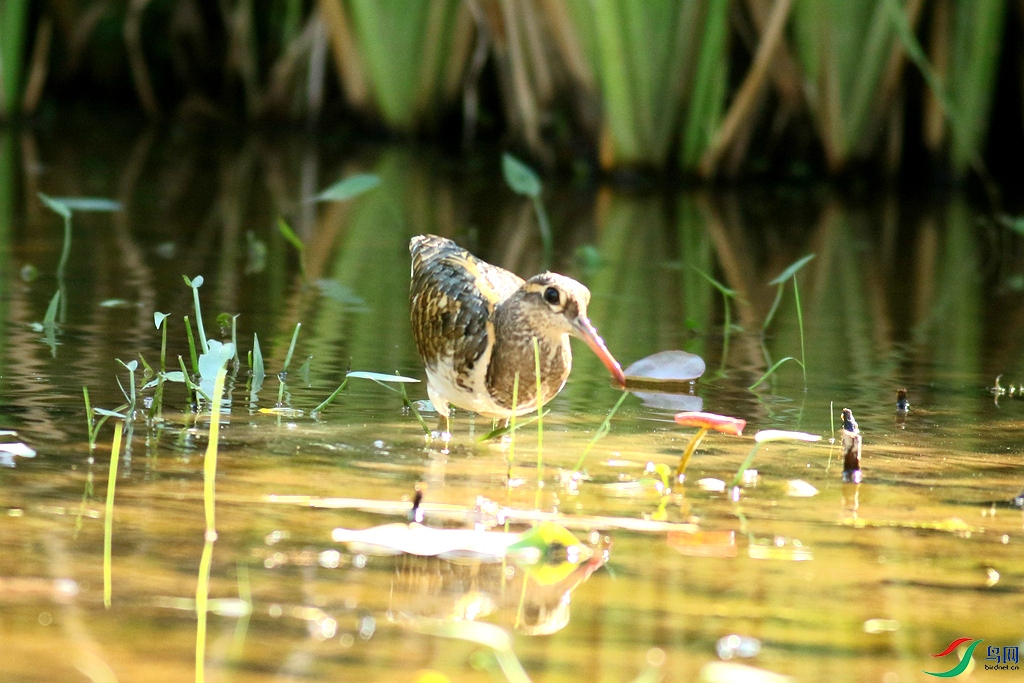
[409, 236, 523, 381]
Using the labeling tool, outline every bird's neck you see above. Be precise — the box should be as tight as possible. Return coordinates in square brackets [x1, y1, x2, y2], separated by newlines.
[486, 305, 571, 411]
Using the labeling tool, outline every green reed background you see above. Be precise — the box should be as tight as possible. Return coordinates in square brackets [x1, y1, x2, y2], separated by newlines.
[0, 0, 1016, 177]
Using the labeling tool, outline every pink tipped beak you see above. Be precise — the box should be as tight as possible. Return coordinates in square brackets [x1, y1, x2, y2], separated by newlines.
[573, 316, 626, 388]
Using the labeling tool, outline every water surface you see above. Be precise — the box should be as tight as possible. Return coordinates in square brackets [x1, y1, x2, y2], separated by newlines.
[1, 126, 1023, 682]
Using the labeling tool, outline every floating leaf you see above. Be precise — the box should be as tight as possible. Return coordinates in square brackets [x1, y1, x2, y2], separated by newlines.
[502, 153, 541, 198]
[313, 173, 381, 202]
[786, 480, 819, 497]
[768, 254, 816, 285]
[754, 430, 821, 443]
[624, 350, 706, 388]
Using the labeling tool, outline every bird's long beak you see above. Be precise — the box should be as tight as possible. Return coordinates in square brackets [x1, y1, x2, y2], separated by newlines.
[572, 317, 626, 388]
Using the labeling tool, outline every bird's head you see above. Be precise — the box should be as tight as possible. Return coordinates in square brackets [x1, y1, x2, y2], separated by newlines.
[518, 273, 626, 388]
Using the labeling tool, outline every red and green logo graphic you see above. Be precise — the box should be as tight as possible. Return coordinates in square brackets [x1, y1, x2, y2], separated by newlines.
[924, 638, 983, 677]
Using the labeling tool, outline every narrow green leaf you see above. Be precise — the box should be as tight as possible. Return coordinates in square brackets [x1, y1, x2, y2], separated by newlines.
[277, 218, 304, 253]
[313, 173, 381, 202]
[43, 289, 61, 327]
[49, 197, 122, 212]
[347, 371, 420, 383]
[748, 356, 804, 390]
[502, 153, 541, 198]
[768, 254, 816, 285]
[38, 192, 71, 219]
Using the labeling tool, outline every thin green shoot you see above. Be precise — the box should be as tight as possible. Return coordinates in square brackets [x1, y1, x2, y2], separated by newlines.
[204, 367, 228, 536]
[39, 193, 72, 283]
[793, 275, 807, 387]
[397, 381, 431, 435]
[574, 390, 630, 472]
[692, 267, 737, 374]
[277, 323, 302, 406]
[152, 312, 169, 419]
[764, 254, 814, 387]
[83, 386, 96, 449]
[533, 337, 544, 509]
[342, 372, 428, 433]
[748, 356, 804, 391]
[196, 366, 228, 683]
[115, 359, 138, 415]
[103, 420, 124, 609]
[42, 289, 60, 356]
[730, 442, 762, 489]
[310, 377, 349, 417]
[277, 218, 307, 280]
[183, 276, 209, 354]
[251, 333, 265, 390]
[230, 314, 240, 364]
[282, 323, 302, 372]
[478, 409, 549, 443]
[179, 355, 211, 403]
[184, 316, 199, 373]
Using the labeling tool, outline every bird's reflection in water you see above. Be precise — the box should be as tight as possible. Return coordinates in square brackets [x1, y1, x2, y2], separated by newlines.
[389, 536, 610, 636]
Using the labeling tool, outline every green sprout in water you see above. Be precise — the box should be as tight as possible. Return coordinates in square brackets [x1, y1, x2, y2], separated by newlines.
[754, 253, 814, 390]
[730, 429, 822, 491]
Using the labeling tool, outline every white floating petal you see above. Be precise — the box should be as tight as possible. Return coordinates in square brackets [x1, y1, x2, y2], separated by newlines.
[697, 478, 726, 493]
[754, 430, 822, 443]
[0, 442, 37, 458]
[786, 480, 818, 497]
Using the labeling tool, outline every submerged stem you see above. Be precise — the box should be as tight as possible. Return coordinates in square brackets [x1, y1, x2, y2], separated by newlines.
[103, 420, 124, 609]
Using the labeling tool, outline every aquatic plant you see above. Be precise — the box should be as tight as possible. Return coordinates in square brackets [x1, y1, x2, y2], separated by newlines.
[730, 429, 822, 490]
[673, 411, 746, 482]
[196, 362, 229, 683]
[103, 421, 124, 609]
[753, 254, 814, 390]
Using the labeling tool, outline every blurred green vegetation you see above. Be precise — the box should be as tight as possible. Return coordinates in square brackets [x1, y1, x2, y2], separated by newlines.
[0, 0, 1018, 178]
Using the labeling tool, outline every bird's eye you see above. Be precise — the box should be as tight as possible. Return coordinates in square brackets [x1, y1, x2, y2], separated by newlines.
[543, 286, 561, 305]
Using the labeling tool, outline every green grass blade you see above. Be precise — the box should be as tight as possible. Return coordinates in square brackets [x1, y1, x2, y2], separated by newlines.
[748, 356, 804, 390]
[313, 173, 381, 202]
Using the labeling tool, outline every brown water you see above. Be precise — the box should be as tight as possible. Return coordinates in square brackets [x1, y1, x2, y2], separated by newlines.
[2, 126, 1024, 682]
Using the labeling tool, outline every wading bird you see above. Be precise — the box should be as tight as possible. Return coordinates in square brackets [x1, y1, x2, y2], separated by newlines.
[409, 235, 625, 431]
